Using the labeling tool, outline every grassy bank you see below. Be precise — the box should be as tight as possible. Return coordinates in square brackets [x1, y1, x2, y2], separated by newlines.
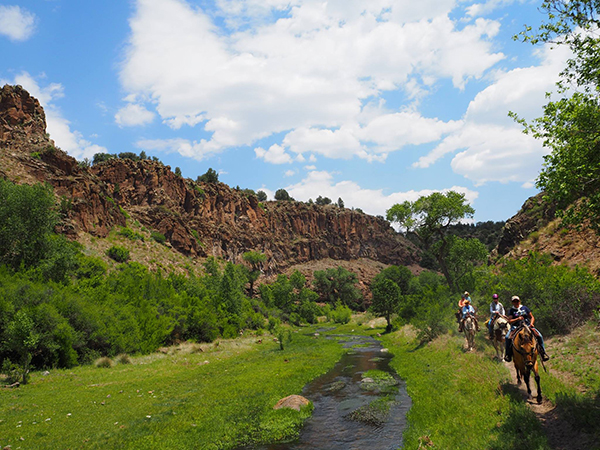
[374, 321, 600, 450]
[380, 328, 549, 449]
[0, 330, 345, 450]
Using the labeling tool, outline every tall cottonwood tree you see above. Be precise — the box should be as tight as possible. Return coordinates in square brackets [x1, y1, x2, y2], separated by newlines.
[386, 191, 475, 292]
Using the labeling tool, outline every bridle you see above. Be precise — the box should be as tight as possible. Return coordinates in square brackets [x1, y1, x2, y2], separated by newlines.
[513, 325, 537, 365]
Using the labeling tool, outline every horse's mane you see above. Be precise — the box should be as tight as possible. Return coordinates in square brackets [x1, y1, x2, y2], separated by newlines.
[515, 325, 534, 345]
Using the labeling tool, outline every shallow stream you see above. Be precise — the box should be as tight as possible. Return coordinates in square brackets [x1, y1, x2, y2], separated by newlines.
[248, 334, 411, 450]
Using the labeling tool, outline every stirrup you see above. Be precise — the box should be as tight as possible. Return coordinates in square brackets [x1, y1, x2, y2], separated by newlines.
[541, 353, 550, 362]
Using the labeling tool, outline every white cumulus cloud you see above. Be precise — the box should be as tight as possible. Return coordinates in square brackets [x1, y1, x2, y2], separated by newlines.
[0, 6, 36, 42]
[115, 103, 155, 127]
[119, 0, 505, 160]
[414, 42, 571, 186]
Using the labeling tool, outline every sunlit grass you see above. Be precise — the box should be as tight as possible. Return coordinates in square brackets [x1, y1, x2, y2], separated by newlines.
[0, 331, 344, 450]
[380, 327, 550, 450]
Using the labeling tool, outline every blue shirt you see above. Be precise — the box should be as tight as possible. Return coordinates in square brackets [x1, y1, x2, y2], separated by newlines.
[461, 304, 475, 318]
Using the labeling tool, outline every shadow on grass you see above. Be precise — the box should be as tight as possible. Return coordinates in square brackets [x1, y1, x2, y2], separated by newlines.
[489, 382, 549, 450]
[549, 390, 600, 448]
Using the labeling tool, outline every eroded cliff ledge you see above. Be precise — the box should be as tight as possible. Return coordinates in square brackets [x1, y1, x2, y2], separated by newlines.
[0, 84, 420, 272]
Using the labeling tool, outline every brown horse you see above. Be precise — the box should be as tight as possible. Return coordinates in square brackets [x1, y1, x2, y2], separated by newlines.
[511, 324, 542, 404]
[491, 315, 509, 360]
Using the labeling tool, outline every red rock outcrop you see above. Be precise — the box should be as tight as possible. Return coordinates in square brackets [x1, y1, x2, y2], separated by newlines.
[0, 84, 420, 271]
[495, 193, 556, 256]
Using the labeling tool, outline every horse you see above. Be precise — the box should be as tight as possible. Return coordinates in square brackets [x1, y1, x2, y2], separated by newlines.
[511, 324, 542, 404]
[462, 314, 476, 352]
[491, 315, 509, 360]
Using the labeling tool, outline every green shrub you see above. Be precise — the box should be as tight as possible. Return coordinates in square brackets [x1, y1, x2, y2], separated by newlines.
[95, 357, 114, 368]
[93, 153, 116, 165]
[331, 302, 352, 324]
[1, 360, 24, 385]
[114, 353, 132, 365]
[118, 227, 144, 241]
[106, 245, 130, 262]
[196, 168, 219, 183]
[151, 232, 166, 244]
[30, 152, 41, 159]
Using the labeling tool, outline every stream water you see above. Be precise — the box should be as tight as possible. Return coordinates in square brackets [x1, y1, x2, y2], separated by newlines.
[247, 334, 411, 450]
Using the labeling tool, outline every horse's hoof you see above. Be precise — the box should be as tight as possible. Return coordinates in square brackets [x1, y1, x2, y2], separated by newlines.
[537, 396, 542, 404]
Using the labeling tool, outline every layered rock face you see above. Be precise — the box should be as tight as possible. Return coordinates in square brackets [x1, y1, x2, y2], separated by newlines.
[91, 158, 420, 270]
[495, 193, 556, 256]
[0, 85, 47, 144]
[0, 85, 125, 237]
[0, 85, 419, 271]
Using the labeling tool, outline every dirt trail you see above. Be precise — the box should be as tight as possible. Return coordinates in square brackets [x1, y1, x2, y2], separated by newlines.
[504, 361, 595, 450]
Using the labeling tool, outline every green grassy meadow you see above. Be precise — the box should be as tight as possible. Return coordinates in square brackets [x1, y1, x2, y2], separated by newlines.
[2, 320, 598, 450]
[0, 331, 344, 450]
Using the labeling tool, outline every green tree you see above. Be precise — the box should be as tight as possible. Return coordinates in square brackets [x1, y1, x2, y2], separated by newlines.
[386, 191, 475, 292]
[106, 245, 130, 263]
[370, 278, 401, 332]
[118, 152, 140, 161]
[174, 167, 182, 177]
[316, 195, 332, 205]
[312, 267, 362, 308]
[0, 179, 58, 269]
[197, 168, 219, 183]
[337, 197, 344, 208]
[220, 262, 244, 317]
[242, 251, 266, 297]
[443, 236, 488, 291]
[92, 152, 115, 165]
[256, 190, 267, 201]
[3, 310, 39, 385]
[513, 1, 600, 231]
[372, 265, 412, 295]
[274, 189, 291, 201]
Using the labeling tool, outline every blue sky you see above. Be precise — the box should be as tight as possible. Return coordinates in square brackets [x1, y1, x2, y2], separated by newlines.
[1, 0, 570, 223]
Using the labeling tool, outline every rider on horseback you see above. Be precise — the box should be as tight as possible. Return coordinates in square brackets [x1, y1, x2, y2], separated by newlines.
[458, 298, 480, 332]
[504, 296, 550, 362]
[487, 293, 505, 340]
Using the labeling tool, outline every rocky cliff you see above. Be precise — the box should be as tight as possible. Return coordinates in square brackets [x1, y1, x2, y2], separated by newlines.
[494, 192, 600, 276]
[0, 84, 420, 273]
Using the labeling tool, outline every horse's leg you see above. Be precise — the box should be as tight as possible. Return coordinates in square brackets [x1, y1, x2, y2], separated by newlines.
[534, 364, 542, 404]
[523, 368, 532, 400]
[514, 364, 522, 385]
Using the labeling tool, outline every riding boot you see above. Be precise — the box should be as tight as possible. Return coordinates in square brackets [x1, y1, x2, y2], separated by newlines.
[534, 331, 550, 361]
[504, 338, 513, 362]
[536, 339, 550, 361]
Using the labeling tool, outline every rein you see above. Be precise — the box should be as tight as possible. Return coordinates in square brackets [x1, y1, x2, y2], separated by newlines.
[513, 325, 537, 362]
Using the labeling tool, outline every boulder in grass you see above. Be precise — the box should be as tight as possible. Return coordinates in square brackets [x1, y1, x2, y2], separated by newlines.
[273, 395, 310, 411]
